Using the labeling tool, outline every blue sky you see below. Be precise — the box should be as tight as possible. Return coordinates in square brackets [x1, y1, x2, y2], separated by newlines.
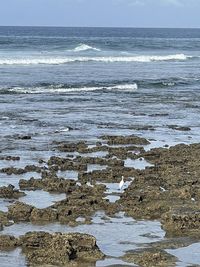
[0, 0, 199, 28]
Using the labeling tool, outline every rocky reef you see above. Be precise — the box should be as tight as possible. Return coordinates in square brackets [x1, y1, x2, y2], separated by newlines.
[1, 135, 200, 266]
[0, 231, 104, 265]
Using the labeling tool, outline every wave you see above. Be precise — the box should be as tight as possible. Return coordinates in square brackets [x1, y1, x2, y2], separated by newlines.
[0, 83, 138, 94]
[71, 43, 101, 52]
[0, 54, 194, 65]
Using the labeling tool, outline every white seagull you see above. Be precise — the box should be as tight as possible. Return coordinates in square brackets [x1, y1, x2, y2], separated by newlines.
[119, 176, 125, 190]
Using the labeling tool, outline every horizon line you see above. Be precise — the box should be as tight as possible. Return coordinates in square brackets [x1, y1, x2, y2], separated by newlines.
[0, 25, 200, 30]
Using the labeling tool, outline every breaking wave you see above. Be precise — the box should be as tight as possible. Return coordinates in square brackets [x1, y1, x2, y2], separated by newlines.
[0, 54, 194, 65]
[0, 83, 138, 94]
[72, 43, 101, 52]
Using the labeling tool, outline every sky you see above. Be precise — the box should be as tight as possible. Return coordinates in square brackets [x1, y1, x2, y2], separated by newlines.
[0, 0, 200, 28]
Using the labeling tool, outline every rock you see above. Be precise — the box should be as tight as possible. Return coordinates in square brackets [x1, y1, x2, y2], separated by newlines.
[122, 248, 177, 267]
[0, 210, 12, 227]
[8, 202, 33, 222]
[0, 184, 26, 198]
[0, 156, 20, 161]
[0, 235, 19, 250]
[19, 231, 104, 265]
[101, 135, 150, 145]
[168, 125, 191, 131]
[30, 207, 58, 222]
[161, 207, 200, 236]
[17, 135, 31, 140]
[0, 167, 26, 175]
[57, 141, 87, 152]
[24, 164, 42, 173]
[19, 177, 76, 193]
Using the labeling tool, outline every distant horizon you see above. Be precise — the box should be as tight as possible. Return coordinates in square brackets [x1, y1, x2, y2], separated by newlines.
[0, 25, 200, 30]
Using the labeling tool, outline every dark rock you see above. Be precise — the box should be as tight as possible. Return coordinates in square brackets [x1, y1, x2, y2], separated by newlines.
[17, 135, 31, 140]
[0, 235, 19, 250]
[30, 207, 58, 222]
[8, 202, 34, 222]
[19, 231, 104, 265]
[0, 167, 26, 175]
[122, 248, 177, 267]
[168, 125, 191, 131]
[0, 184, 26, 198]
[101, 135, 150, 145]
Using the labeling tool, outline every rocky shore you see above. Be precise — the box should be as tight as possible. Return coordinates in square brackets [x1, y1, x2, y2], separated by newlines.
[0, 134, 200, 266]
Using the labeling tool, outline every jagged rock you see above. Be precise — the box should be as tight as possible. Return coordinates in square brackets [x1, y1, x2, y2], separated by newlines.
[0, 184, 26, 198]
[0, 235, 19, 250]
[0, 167, 26, 175]
[0, 156, 20, 161]
[101, 135, 150, 145]
[0, 211, 12, 227]
[19, 231, 104, 265]
[122, 248, 177, 267]
[30, 207, 58, 222]
[161, 207, 200, 236]
[8, 202, 33, 222]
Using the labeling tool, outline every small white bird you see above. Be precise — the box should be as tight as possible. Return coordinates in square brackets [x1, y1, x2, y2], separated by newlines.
[119, 176, 125, 190]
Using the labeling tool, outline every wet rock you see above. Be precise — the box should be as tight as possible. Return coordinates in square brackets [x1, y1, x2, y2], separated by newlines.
[168, 125, 191, 131]
[0, 184, 26, 198]
[17, 135, 32, 140]
[149, 113, 169, 117]
[118, 143, 200, 234]
[30, 207, 58, 222]
[122, 248, 177, 267]
[19, 231, 104, 265]
[8, 201, 34, 222]
[48, 156, 87, 171]
[161, 207, 200, 237]
[101, 135, 150, 145]
[0, 235, 19, 250]
[52, 185, 117, 224]
[0, 156, 20, 161]
[57, 141, 87, 152]
[24, 164, 42, 173]
[19, 177, 76, 193]
[0, 167, 26, 175]
[0, 210, 11, 227]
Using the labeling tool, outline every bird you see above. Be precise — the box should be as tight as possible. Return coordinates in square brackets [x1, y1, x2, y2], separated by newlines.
[119, 176, 125, 190]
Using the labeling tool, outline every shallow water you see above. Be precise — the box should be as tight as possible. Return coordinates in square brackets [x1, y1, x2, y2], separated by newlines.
[1, 211, 165, 265]
[166, 242, 200, 267]
[124, 158, 153, 169]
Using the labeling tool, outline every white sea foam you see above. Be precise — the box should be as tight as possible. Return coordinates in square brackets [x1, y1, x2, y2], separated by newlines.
[72, 44, 101, 52]
[5, 83, 138, 94]
[0, 54, 192, 65]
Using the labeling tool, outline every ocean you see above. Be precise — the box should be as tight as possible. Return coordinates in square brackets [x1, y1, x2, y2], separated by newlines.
[0, 27, 200, 266]
[0, 27, 200, 150]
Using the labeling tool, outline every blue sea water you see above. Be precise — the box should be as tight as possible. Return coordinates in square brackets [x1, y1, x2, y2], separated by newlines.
[0, 26, 200, 149]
